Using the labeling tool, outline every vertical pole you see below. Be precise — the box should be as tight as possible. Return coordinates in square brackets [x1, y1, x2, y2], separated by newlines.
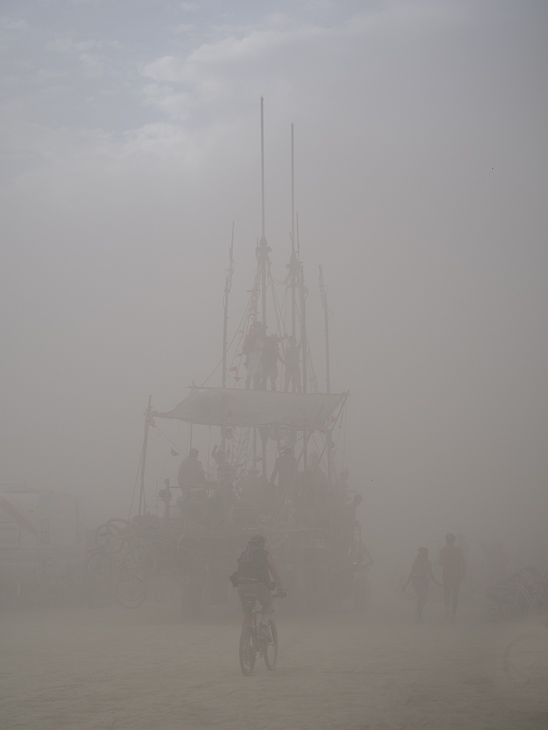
[259, 97, 268, 482]
[291, 124, 297, 350]
[291, 123, 295, 256]
[261, 97, 265, 240]
[300, 255, 307, 393]
[221, 231, 233, 454]
[261, 252, 267, 328]
[188, 381, 194, 454]
[138, 395, 152, 517]
[319, 265, 332, 489]
[299, 223, 308, 472]
[222, 225, 234, 391]
[260, 97, 267, 329]
[262, 430, 268, 483]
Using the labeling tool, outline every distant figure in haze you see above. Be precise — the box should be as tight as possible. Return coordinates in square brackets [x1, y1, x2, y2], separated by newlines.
[261, 334, 283, 391]
[177, 448, 206, 495]
[439, 533, 466, 622]
[283, 335, 302, 393]
[403, 547, 440, 624]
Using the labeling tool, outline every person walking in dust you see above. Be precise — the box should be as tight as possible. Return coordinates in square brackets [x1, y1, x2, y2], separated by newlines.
[402, 547, 440, 624]
[439, 533, 466, 622]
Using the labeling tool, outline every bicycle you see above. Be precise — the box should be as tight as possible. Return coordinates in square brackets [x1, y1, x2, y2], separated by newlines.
[239, 592, 280, 676]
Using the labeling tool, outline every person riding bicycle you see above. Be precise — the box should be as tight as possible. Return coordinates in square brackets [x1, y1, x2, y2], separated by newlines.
[232, 534, 287, 635]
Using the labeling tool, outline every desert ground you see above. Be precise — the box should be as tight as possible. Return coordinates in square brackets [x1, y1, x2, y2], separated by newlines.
[1, 592, 548, 730]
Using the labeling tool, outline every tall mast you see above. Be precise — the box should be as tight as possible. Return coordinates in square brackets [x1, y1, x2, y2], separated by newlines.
[259, 97, 268, 327]
[221, 227, 234, 453]
[319, 265, 331, 394]
[222, 224, 234, 390]
[319, 266, 333, 489]
[261, 97, 266, 242]
[298, 215, 308, 473]
[298, 214, 307, 395]
[290, 124, 297, 343]
[257, 97, 270, 479]
[291, 124, 295, 248]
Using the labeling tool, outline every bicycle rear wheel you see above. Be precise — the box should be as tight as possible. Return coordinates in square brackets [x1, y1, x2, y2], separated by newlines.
[263, 619, 278, 670]
[239, 624, 256, 675]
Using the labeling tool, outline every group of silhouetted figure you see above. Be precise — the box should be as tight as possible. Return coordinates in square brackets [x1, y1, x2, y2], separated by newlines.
[402, 534, 466, 623]
[167, 445, 362, 560]
[242, 322, 301, 392]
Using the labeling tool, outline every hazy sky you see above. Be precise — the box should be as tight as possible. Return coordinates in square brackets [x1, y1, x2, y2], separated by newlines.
[1, 1, 547, 555]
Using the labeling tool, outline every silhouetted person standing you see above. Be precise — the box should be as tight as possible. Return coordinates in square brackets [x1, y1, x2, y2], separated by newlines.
[177, 448, 205, 495]
[403, 547, 440, 624]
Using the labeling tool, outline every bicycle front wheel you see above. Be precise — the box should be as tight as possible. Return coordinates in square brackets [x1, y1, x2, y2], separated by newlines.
[264, 619, 278, 670]
[239, 624, 256, 675]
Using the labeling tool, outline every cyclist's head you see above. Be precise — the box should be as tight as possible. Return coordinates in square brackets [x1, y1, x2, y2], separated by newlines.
[446, 533, 456, 545]
[248, 534, 267, 547]
[417, 547, 429, 560]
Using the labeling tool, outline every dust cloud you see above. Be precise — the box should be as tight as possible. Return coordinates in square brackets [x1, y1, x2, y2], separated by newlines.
[1, 1, 548, 729]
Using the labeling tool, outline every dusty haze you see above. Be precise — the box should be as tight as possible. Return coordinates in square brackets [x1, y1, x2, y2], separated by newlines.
[2, 0, 547, 558]
[1, 2, 548, 726]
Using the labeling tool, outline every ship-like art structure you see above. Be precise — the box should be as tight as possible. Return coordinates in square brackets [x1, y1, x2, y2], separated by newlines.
[89, 101, 370, 615]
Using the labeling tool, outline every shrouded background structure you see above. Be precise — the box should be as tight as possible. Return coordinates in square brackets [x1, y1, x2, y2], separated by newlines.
[1, 0, 547, 563]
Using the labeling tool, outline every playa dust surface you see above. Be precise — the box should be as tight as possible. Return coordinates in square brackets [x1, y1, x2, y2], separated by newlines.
[1, 599, 548, 730]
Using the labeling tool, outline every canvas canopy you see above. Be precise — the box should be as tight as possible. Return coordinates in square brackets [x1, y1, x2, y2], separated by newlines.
[154, 388, 345, 431]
